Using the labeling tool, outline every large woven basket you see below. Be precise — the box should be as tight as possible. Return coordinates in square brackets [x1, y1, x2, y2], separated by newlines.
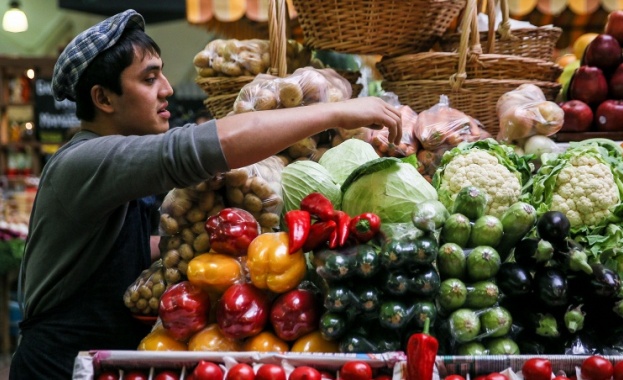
[440, 0, 562, 61]
[379, 0, 561, 135]
[291, 0, 466, 57]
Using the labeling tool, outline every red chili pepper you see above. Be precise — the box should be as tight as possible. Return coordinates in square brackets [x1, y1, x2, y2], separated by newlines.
[333, 210, 351, 247]
[303, 220, 337, 252]
[285, 210, 312, 254]
[406, 317, 438, 380]
[300, 192, 335, 221]
[349, 212, 381, 243]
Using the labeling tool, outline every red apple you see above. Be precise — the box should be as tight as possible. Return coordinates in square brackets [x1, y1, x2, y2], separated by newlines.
[610, 62, 623, 99]
[595, 99, 623, 131]
[605, 10, 623, 46]
[560, 100, 594, 132]
[569, 66, 609, 106]
[582, 34, 622, 71]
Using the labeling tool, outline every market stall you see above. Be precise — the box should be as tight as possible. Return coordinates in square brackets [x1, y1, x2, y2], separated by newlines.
[73, 0, 623, 378]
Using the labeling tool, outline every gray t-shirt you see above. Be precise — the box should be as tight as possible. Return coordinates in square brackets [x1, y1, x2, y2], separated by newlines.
[21, 121, 229, 317]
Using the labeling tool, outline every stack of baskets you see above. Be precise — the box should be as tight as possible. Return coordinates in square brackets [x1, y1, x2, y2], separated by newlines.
[375, 0, 563, 135]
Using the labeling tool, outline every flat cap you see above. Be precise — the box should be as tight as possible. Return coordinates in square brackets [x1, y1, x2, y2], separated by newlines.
[52, 9, 145, 101]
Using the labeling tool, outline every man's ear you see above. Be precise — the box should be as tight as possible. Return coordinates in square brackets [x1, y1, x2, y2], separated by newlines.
[91, 85, 114, 113]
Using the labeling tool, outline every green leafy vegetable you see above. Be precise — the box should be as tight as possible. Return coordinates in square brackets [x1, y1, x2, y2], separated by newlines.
[318, 139, 379, 186]
[281, 160, 342, 213]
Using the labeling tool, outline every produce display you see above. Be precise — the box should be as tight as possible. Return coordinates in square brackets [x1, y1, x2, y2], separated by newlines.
[100, 10, 623, 380]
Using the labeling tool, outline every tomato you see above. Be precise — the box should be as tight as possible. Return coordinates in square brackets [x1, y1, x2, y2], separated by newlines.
[444, 376, 466, 380]
[290, 366, 322, 380]
[581, 356, 614, 380]
[155, 370, 181, 380]
[227, 363, 256, 380]
[522, 358, 552, 380]
[614, 361, 623, 380]
[193, 360, 225, 380]
[96, 371, 120, 380]
[320, 371, 336, 380]
[124, 371, 149, 380]
[484, 373, 508, 380]
[256, 364, 287, 380]
[339, 361, 373, 380]
[553, 377, 571, 380]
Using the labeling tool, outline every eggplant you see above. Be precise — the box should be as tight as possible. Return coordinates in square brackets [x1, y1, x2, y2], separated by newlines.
[533, 267, 568, 308]
[568, 263, 621, 299]
[513, 237, 553, 270]
[536, 210, 571, 248]
[496, 262, 533, 298]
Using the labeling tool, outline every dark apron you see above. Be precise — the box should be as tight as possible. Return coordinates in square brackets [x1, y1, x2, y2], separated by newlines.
[9, 196, 156, 380]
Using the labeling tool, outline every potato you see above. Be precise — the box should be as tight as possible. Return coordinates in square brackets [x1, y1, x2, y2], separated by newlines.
[278, 81, 304, 108]
[164, 268, 182, 284]
[250, 177, 274, 199]
[197, 67, 216, 78]
[221, 62, 243, 77]
[254, 88, 279, 111]
[163, 249, 181, 268]
[198, 190, 216, 212]
[258, 212, 280, 229]
[225, 169, 248, 187]
[288, 137, 317, 158]
[179, 243, 195, 261]
[193, 50, 212, 68]
[226, 186, 245, 205]
[160, 213, 179, 235]
[181, 227, 196, 245]
[193, 232, 211, 253]
[185, 207, 207, 224]
[243, 193, 264, 213]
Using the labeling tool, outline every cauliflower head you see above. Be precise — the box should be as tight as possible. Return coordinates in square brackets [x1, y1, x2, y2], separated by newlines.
[550, 154, 619, 228]
[437, 149, 522, 218]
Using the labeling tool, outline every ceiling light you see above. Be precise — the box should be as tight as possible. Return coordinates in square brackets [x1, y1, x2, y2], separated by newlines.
[3, 1, 28, 33]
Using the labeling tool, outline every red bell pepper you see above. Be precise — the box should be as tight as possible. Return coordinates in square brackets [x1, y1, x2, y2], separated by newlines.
[300, 192, 335, 221]
[204, 207, 260, 256]
[332, 210, 351, 247]
[285, 210, 312, 254]
[158, 281, 211, 341]
[406, 317, 438, 380]
[303, 220, 337, 252]
[349, 213, 381, 243]
[269, 288, 320, 341]
[216, 283, 270, 339]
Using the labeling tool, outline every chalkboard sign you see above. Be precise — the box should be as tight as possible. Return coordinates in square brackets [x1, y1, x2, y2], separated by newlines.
[34, 78, 80, 130]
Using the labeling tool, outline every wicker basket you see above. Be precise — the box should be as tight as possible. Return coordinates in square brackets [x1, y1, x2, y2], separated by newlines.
[440, 0, 562, 61]
[291, 0, 466, 57]
[379, 0, 561, 135]
[203, 94, 239, 119]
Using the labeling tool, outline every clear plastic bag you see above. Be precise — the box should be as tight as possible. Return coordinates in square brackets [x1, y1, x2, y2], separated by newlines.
[496, 84, 564, 143]
[123, 259, 167, 316]
[224, 156, 285, 233]
[368, 105, 419, 157]
[193, 39, 311, 78]
[158, 177, 226, 285]
[414, 95, 491, 151]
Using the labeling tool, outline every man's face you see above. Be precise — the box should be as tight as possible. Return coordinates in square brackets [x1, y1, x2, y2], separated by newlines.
[109, 48, 174, 135]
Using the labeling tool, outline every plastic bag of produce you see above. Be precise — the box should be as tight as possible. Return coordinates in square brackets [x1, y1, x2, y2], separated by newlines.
[233, 74, 280, 113]
[158, 177, 226, 284]
[224, 156, 284, 233]
[414, 95, 491, 152]
[124, 259, 167, 316]
[496, 84, 564, 143]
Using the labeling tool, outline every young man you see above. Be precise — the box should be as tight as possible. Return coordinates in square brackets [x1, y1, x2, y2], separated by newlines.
[9, 9, 401, 379]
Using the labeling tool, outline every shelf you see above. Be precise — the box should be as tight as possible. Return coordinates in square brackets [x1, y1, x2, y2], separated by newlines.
[552, 132, 623, 142]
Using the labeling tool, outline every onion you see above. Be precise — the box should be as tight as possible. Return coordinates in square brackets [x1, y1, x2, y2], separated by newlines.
[523, 135, 560, 159]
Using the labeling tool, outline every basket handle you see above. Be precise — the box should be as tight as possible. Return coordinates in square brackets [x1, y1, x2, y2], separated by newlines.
[450, 0, 480, 91]
[268, 0, 287, 78]
[496, 0, 518, 42]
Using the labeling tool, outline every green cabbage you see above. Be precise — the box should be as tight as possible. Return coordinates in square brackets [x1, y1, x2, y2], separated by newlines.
[318, 139, 379, 186]
[341, 157, 438, 223]
[281, 160, 342, 212]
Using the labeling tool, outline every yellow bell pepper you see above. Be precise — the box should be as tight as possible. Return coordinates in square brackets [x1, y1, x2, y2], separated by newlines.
[187, 251, 244, 294]
[246, 232, 307, 293]
[137, 325, 188, 351]
[242, 331, 289, 352]
[187, 323, 241, 351]
[290, 331, 340, 353]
